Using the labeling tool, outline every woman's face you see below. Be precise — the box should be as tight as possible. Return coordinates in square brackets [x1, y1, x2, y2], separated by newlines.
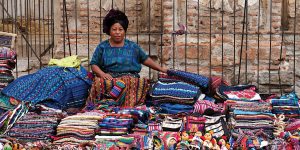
[109, 23, 125, 43]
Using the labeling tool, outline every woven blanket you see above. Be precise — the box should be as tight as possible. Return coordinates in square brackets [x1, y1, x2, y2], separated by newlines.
[87, 76, 150, 107]
[150, 81, 201, 100]
[2, 66, 92, 109]
[217, 84, 261, 101]
[167, 69, 210, 89]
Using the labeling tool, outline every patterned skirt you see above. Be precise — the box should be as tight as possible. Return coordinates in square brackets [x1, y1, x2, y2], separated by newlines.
[87, 76, 150, 107]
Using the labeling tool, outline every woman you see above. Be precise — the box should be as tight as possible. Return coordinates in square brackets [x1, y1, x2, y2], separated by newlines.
[87, 9, 167, 108]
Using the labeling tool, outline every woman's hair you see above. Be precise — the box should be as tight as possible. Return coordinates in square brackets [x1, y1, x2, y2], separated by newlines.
[103, 9, 129, 35]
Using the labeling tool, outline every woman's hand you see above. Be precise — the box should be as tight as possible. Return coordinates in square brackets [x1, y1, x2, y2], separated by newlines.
[100, 73, 113, 80]
[161, 67, 168, 73]
[91, 65, 113, 80]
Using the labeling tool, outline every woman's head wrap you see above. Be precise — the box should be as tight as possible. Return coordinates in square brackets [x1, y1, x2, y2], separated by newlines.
[103, 9, 129, 35]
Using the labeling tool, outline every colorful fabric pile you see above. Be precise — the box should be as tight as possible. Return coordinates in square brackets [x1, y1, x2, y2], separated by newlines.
[0, 32, 17, 91]
[53, 111, 104, 146]
[271, 92, 300, 119]
[0, 67, 299, 149]
[5, 108, 62, 142]
[97, 116, 134, 136]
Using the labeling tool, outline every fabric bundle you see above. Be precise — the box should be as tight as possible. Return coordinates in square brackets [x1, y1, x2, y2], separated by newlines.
[150, 81, 201, 105]
[167, 69, 210, 90]
[271, 92, 300, 119]
[97, 116, 134, 136]
[53, 111, 104, 146]
[228, 102, 275, 149]
[115, 108, 149, 134]
[5, 109, 61, 142]
[231, 102, 274, 130]
[159, 103, 194, 114]
[0, 45, 16, 91]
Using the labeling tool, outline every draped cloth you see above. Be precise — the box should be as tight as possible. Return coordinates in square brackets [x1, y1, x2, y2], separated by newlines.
[2, 66, 92, 109]
[87, 76, 150, 107]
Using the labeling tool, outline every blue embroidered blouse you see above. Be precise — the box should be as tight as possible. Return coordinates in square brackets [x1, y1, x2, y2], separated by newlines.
[90, 39, 148, 76]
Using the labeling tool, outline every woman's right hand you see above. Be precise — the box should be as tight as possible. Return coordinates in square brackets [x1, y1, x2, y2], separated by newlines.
[100, 73, 113, 80]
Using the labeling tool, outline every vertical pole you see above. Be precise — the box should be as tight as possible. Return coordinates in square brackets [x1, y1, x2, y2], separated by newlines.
[184, 0, 187, 71]
[269, 0, 272, 93]
[257, 0, 261, 91]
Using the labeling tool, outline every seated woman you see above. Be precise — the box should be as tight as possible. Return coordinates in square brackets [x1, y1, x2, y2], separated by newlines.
[87, 9, 167, 108]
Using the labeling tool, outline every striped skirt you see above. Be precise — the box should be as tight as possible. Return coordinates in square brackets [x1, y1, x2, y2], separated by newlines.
[87, 76, 150, 107]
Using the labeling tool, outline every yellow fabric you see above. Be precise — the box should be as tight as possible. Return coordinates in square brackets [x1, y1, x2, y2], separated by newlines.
[48, 55, 81, 68]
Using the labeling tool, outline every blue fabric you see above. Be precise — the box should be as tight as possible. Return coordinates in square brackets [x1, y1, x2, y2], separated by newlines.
[2, 66, 92, 109]
[233, 110, 274, 116]
[159, 103, 193, 114]
[151, 81, 200, 99]
[116, 109, 149, 124]
[271, 99, 299, 106]
[167, 69, 210, 89]
[99, 117, 134, 128]
[271, 92, 299, 106]
[90, 39, 148, 76]
[280, 92, 299, 101]
[273, 109, 300, 115]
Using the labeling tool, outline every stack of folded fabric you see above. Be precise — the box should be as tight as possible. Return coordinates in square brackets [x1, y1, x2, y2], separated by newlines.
[271, 92, 300, 119]
[228, 102, 275, 149]
[97, 116, 134, 136]
[53, 111, 104, 146]
[116, 108, 149, 134]
[5, 109, 61, 142]
[232, 109, 274, 133]
[0, 32, 17, 91]
[150, 70, 212, 115]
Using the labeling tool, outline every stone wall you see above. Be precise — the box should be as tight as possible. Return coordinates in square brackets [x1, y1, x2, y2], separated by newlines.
[160, 0, 300, 94]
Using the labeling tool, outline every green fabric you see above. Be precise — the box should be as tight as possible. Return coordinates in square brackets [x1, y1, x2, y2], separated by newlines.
[0, 93, 15, 110]
[48, 55, 81, 68]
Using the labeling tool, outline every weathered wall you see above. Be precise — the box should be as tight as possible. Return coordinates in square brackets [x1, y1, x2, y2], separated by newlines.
[54, 0, 300, 94]
[160, 0, 299, 94]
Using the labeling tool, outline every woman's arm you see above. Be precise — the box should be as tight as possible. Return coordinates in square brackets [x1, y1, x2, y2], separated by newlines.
[142, 58, 168, 73]
[91, 65, 113, 80]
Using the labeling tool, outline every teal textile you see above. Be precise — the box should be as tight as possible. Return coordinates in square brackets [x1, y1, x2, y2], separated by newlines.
[90, 39, 148, 75]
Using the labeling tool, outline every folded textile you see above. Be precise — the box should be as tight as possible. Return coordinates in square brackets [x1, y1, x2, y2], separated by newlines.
[167, 69, 210, 89]
[151, 81, 201, 99]
[159, 103, 194, 114]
